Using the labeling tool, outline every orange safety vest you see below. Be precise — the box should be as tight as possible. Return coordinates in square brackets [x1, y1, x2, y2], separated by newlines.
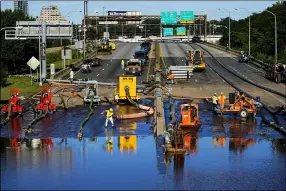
[168, 74, 174, 80]
[219, 95, 226, 104]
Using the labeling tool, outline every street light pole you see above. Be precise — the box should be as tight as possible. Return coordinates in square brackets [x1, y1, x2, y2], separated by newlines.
[236, 8, 250, 56]
[262, 10, 277, 64]
[218, 8, 231, 49]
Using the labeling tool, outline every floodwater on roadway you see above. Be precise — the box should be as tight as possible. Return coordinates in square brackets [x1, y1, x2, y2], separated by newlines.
[1, 136, 285, 190]
[1, 99, 286, 190]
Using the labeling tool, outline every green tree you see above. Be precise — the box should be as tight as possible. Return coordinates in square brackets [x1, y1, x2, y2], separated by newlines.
[0, 9, 39, 86]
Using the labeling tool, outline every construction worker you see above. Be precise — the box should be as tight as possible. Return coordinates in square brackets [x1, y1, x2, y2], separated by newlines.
[121, 59, 125, 70]
[218, 92, 226, 111]
[167, 72, 175, 84]
[69, 69, 74, 83]
[212, 93, 218, 112]
[101, 108, 114, 128]
[114, 94, 119, 103]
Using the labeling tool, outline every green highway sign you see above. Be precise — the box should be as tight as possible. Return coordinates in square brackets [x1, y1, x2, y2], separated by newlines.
[163, 28, 174, 36]
[161, 11, 177, 24]
[180, 11, 194, 24]
[176, 27, 186, 36]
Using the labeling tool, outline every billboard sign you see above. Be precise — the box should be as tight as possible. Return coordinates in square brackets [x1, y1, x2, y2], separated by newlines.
[163, 28, 173, 36]
[161, 11, 177, 24]
[108, 11, 127, 16]
[180, 11, 194, 24]
[176, 27, 186, 36]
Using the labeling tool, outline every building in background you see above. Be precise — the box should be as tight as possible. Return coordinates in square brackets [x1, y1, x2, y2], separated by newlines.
[14, 1, 28, 16]
[37, 5, 66, 22]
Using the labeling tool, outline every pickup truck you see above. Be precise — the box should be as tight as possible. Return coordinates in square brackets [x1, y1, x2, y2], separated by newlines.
[125, 59, 143, 76]
[133, 49, 147, 65]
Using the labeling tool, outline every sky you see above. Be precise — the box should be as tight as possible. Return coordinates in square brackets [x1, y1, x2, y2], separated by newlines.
[1, 1, 278, 24]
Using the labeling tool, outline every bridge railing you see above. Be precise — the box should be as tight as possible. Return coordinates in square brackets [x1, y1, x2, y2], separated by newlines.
[201, 41, 272, 68]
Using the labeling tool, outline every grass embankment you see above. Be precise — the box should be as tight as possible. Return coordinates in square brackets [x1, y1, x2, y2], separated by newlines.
[1, 77, 45, 100]
[49, 57, 83, 70]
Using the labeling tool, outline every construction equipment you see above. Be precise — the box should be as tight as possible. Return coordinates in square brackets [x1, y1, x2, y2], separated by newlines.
[35, 88, 57, 113]
[109, 42, 116, 50]
[264, 63, 286, 83]
[114, 75, 140, 101]
[179, 103, 201, 129]
[83, 86, 101, 104]
[125, 59, 144, 76]
[2, 89, 23, 115]
[222, 92, 257, 118]
[97, 39, 112, 55]
[186, 49, 206, 71]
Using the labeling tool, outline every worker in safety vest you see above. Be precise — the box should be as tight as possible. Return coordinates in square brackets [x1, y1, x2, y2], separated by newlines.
[101, 108, 114, 128]
[114, 94, 119, 103]
[121, 59, 125, 70]
[212, 93, 218, 112]
[168, 72, 175, 84]
[218, 92, 226, 111]
[70, 69, 74, 83]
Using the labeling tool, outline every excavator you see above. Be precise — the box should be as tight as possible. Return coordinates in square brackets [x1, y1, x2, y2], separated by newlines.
[186, 49, 206, 71]
[97, 39, 112, 55]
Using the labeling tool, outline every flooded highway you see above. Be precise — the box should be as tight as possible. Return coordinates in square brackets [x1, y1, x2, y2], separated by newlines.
[1, 99, 285, 190]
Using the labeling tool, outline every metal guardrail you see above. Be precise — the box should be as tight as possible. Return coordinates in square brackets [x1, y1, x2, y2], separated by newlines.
[46, 79, 145, 88]
[51, 51, 97, 80]
[201, 41, 271, 69]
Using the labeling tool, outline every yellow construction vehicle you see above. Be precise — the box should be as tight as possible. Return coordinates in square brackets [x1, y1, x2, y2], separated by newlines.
[114, 75, 140, 101]
[97, 39, 112, 55]
[109, 42, 116, 50]
[186, 49, 206, 71]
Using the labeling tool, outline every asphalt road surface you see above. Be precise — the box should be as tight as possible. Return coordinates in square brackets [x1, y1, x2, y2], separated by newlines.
[74, 42, 149, 84]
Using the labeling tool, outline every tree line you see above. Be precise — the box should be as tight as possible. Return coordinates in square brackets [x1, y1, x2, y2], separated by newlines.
[218, 1, 286, 64]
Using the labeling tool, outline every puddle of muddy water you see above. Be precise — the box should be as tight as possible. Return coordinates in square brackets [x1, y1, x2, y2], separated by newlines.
[1, 136, 285, 190]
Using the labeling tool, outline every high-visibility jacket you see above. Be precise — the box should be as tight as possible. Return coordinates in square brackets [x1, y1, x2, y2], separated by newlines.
[218, 95, 226, 104]
[168, 74, 174, 80]
[70, 71, 74, 78]
[212, 95, 218, 104]
[121, 60, 125, 65]
[105, 110, 113, 118]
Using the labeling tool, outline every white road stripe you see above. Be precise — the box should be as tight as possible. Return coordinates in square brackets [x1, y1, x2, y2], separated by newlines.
[97, 74, 99, 76]
[200, 87, 202, 91]
[102, 68, 105, 71]
[263, 90, 286, 104]
[195, 79, 197, 83]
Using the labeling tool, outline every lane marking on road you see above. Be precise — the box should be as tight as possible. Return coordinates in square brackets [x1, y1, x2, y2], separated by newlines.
[200, 87, 202, 91]
[107, 63, 109, 66]
[229, 56, 265, 73]
[110, 60, 112, 62]
[97, 74, 99, 76]
[74, 70, 81, 75]
[102, 68, 105, 71]
[195, 79, 197, 83]
[263, 90, 286, 104]
[113, 57, 116, 59]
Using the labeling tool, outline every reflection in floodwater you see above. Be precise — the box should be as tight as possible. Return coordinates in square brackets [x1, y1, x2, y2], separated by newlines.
[229, 117, 256, 136]
[212, 137, 226, 148]
[118, 135, 137, 152]
[104, 129, 114, 153]
[10, 116, 23, 138]
[1, 136, 285, 190]
[229, 138, 256, 153]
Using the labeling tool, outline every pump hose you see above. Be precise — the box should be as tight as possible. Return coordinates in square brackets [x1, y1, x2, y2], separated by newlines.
[257, 105, 286, 135]
[0, 103, 12, 127]
[27, 103, 49, 129]
[78, 96, 94, 140]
